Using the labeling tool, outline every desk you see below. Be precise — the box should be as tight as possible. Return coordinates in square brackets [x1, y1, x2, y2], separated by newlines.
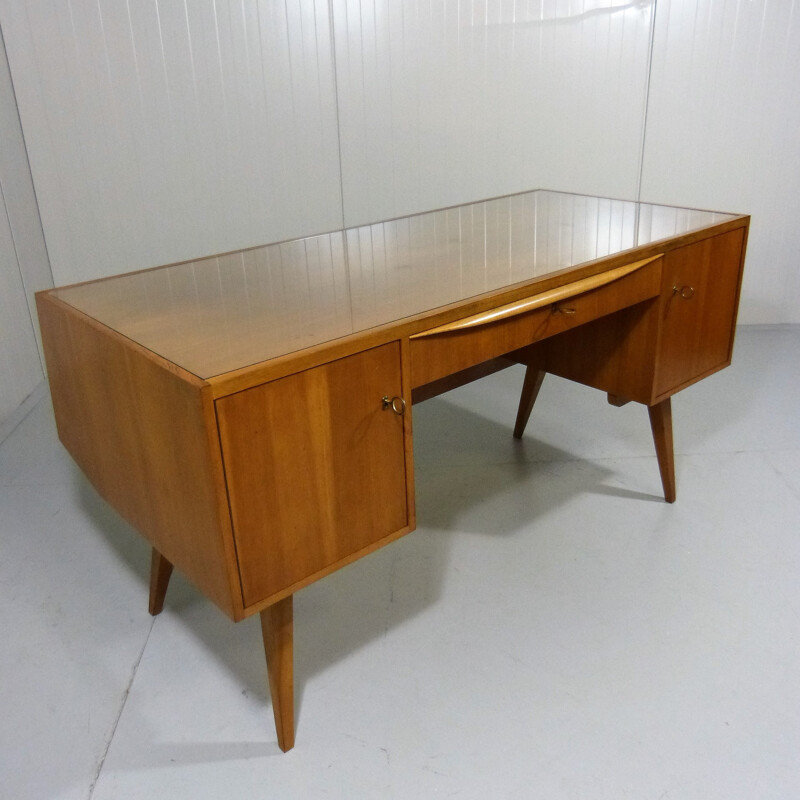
[36, 190, 749, 751]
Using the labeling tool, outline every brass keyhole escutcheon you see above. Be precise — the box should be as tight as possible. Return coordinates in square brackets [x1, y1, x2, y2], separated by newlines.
[382, 395, 406, 415]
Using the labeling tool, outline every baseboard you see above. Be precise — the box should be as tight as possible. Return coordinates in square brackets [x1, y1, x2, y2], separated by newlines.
[737, 322, 800, 331]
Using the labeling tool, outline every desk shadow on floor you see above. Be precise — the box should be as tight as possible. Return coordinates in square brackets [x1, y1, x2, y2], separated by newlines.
[74, 393, 664, 769]
[413, 397, 665, 533]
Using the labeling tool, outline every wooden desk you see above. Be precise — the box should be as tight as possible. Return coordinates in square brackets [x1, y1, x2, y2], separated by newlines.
[36, 190, 749, 751]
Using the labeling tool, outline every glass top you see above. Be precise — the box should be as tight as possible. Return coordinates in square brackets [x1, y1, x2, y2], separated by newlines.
[54, 190, 738, 379]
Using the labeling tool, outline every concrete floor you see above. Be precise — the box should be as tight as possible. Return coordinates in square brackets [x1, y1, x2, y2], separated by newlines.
[2, 325, 799, 800]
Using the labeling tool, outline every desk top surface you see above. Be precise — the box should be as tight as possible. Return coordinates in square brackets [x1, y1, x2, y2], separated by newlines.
[52, 190, 739, 379]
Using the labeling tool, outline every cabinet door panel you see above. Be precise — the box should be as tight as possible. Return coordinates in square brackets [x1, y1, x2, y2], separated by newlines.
[217, 342, 410, 608]
[654, 228, 745, 398]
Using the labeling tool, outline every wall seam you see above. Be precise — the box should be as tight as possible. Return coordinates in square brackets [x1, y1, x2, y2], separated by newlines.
[636, 0, 659, 204]
[326, 0, 354, 330]
[0, 19, 54, 373]
[327, 0, 347, 232]
[0, 171, 43, 380]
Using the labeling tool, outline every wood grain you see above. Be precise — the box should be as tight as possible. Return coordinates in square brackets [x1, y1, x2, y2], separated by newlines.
[513, 367, 546, 439]
[411, 256, 661, 337]
[410, 255, 662, 388]
[648, 399, 676, 503]
[36, 293, 241, 619]
[653, 228, 746, 399]
[203, 217, 748, 400]
[49, 191, 742, 382]
[36, 194, 750, 752]
[261, 596, 295, 752]
[530, 300, 661, 405]
[411, 357, 515, 404]
[148, 548, 173, 616]
[530, 225, 749, 406]
[217, 342, 412, 608]
[399, 337, 417, 532]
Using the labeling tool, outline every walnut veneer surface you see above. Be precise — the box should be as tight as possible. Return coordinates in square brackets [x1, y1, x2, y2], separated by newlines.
[37, 189, 749, 751]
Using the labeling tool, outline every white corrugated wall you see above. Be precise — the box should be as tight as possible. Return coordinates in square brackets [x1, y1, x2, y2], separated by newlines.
[333, 0, 653, 226]
[0, 0, 343, 284]
[0, 0, 797, 425]
[641, 0, 800, 324]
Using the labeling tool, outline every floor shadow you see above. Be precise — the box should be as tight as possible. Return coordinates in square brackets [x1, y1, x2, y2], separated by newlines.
[41, 328, 793, 780]
[413, 396, 664, 533]
[73, 385, 663, 767]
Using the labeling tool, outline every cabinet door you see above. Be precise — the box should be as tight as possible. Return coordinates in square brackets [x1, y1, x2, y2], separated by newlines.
[217, 342, 412, 608]
[654, 228, 745, 399]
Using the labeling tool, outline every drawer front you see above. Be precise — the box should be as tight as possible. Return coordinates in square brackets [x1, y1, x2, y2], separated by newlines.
[410, 256, 663, 388]
[217, 342, 411, 608]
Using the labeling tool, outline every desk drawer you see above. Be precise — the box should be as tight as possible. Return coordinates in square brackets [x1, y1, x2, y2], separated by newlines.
[410, 255, 663, 388]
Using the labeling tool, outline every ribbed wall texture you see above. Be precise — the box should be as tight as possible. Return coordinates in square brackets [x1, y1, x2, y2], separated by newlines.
[641, 0, 800, 324]
[0, 0, 343, 284]
[333, 0, 654, 226]
[0, 0, 797, 317]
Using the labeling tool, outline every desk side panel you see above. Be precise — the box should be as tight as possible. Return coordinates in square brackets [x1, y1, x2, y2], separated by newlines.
[36, 293, 241, 619]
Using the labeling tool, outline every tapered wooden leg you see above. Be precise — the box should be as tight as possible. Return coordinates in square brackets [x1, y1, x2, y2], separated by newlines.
[513, 367, 546, 439]
[260, 595, 295, 752]
[148, 547, 173, 615]
[648, 398, 676, 503]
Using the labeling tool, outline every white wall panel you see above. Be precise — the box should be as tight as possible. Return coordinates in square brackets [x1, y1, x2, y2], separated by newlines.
[641, 0, 800, 324]
[3, 0, 798, 324]
[0, 0, 343, 285]
[333, 0, 655, 228]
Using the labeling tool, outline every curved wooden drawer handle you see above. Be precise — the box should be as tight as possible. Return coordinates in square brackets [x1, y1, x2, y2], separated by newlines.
[410, 254, 663, 338]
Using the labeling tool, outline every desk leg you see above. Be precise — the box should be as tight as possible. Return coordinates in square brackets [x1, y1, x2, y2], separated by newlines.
[513, 367, 546, 439]
[148, 548, 173, 615]
[648, 398, 676, 504]
[260, 595, 295, 752]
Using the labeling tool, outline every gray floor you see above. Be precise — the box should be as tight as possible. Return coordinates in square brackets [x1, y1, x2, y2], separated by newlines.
[2, 325, 799, 800]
